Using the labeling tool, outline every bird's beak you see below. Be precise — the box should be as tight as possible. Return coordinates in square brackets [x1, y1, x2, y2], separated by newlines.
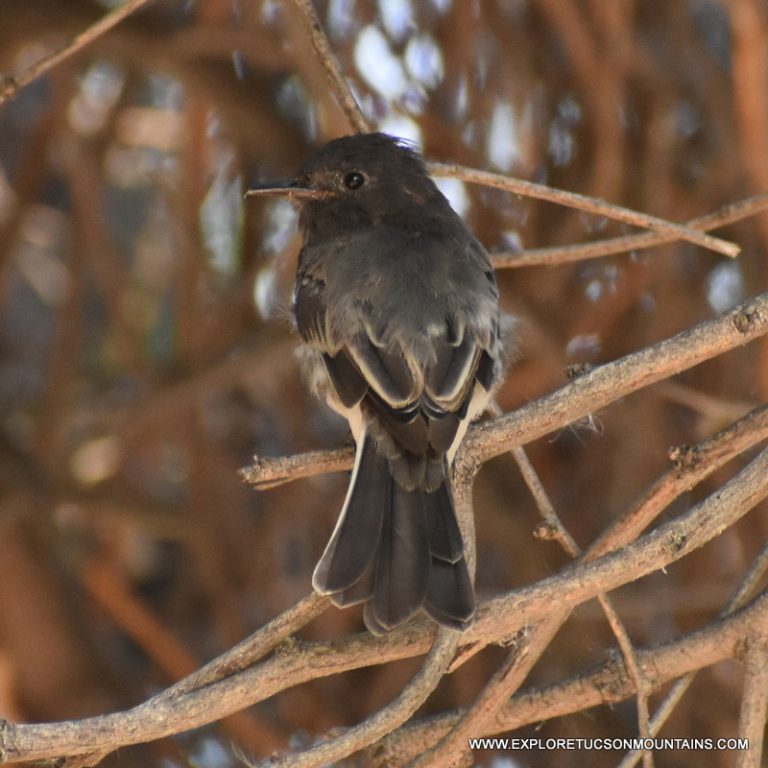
[245, 182, 330, 201]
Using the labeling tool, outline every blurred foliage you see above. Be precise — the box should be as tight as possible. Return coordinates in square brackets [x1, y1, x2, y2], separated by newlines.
[0, 0, 767, 766]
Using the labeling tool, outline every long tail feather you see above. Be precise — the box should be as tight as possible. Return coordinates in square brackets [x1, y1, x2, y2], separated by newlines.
[424, 556, 475, 628]
[424, 480, 464, 563]
[314, 433, 474, 631]
[371, 482, 431, 629]
[312, 432, 387, 594]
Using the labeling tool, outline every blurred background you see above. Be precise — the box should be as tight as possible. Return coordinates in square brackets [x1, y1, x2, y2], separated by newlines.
[0, 1, 767, 766]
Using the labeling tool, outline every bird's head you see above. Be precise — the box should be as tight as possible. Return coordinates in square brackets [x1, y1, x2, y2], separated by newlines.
[247, 133, 443, 236]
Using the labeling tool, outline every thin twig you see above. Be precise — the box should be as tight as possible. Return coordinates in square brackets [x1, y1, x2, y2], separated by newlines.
[589, 403, 768, 561]
[429, 162, 741, 258]
[597, 599, 654, 768]
[151, 592, 328, 700]
[513, 448, 654, 768]
[514, 446, 579, 557]
[656, 381, 754, 423]
[491, 192, 768, 268]
[239, 446, 353, 489]
[289, 0, 371, 133]
[616, 541, 768, 768]
[0, 0, 157, 106]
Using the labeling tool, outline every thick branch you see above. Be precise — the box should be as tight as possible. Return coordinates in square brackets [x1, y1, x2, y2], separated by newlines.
[4, 444, 768, 763]
[242, 293, 768, 488]
[467, 293, 768, 464]
[369, 588, 768, 766]
[255, 631, 460, 768]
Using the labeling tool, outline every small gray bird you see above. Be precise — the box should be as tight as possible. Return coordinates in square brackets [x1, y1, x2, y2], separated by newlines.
[250, 133, 504, 633]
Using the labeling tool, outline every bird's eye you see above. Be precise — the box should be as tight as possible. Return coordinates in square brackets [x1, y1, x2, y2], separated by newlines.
[343, 171, 365, 190]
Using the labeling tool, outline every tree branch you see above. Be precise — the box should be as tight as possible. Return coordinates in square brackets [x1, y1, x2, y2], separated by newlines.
[491, 192, 768, 269]
[429, 162, 740, 258]
[241, 293, 768, 491]
[0, 0, 157, 106]
[369, 587, 768, 766]
[467, 293, 768, 464]
[289, 0, 371, 133]
[252, 631, 460, 768]
[4, 440, 768, 764]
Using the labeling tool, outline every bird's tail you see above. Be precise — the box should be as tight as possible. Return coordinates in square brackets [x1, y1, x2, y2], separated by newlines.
[312, 432, 475, 633]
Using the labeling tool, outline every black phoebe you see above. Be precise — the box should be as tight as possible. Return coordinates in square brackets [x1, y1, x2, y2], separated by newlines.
[249, 133, 503, 633]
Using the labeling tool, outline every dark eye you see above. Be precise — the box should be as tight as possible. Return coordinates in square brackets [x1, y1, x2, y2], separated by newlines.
[343, 171, 365, 190]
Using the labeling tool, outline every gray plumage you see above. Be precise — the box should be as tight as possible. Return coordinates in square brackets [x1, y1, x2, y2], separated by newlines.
[257, 133, 504, 633]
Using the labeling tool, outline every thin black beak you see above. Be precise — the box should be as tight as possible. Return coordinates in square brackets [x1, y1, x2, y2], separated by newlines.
[245, 183, 330, 201]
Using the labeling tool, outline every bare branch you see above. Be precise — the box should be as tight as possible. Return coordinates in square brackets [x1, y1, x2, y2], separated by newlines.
[0, 0, 157, 106]
[616, 539, 768, 768]
[241, 294, 768, 492]
[289, 0, 371, 133]
[491, 192, 768, 269]
[733, 630, 768, 768]
[152, 592, 328, 700]
[467, 293, 768, 464]
[428, 161, 741, 258]
[239, 446, 353, 489]
[369, 588, 768, 766]
[253, 631, 460, 768]
[4, 442, 768, 764]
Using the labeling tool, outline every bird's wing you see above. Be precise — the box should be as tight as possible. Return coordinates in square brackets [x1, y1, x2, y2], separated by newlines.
[295, 260, 496, 461]
[294, 271, 330, 349]
[349, 325, 495, 462]
[295, 270, 367, 408]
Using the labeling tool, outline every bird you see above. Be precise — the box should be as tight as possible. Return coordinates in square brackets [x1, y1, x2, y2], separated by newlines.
[248, 133, 504, 633]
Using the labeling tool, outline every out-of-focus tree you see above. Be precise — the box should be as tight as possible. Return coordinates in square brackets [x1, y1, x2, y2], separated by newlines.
[0, 1, 767, 767]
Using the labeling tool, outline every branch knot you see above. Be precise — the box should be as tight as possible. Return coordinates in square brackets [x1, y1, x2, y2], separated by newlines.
[732, 305, 764, 334]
